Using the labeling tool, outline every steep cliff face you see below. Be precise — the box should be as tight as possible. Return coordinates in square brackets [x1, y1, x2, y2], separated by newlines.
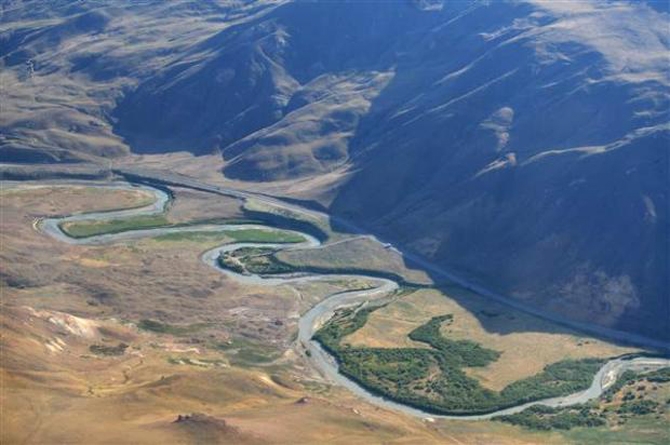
[2, 0, 668, 341]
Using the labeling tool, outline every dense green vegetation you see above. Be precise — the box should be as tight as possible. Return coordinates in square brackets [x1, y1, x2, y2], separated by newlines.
[154, 228, 304, 243]
[313, 305, 381, 358]
[225, 228, 304, 243]
[408, 314, 501, 367]
[616, 400, 660, 415]
[645, 367, 670, 383]
[314, 309, 606, 415]
[61, 214, 171, 237]
[60, 213, 264, 239]
[153, 231, 229, 242]
[500, 365, 670, 432]
[499, 358, 604, 406]
[498, 405, 606, 430]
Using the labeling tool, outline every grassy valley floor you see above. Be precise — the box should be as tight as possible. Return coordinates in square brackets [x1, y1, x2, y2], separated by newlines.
[1, 182, 666, 444]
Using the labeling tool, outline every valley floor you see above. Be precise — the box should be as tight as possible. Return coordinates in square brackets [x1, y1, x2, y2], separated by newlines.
[1, 178, 668, 444]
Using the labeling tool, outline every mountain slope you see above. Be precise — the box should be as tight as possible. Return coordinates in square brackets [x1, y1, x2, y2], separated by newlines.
[1, 0, 668, 342]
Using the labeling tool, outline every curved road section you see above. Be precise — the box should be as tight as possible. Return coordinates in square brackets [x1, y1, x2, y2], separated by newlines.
[37, 182, 670, 420]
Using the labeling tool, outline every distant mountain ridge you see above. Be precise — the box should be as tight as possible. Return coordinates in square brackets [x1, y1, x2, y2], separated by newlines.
[1, 0, 668, 342]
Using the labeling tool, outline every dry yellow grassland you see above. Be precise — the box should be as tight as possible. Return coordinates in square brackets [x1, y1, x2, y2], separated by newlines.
[0, 185, 592, 444]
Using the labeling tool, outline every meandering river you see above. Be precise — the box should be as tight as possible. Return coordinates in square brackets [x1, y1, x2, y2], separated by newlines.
[38, 182, 670, 420]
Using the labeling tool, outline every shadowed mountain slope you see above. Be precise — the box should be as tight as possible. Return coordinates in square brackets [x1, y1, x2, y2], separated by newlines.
[1, 0, 668, 342]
